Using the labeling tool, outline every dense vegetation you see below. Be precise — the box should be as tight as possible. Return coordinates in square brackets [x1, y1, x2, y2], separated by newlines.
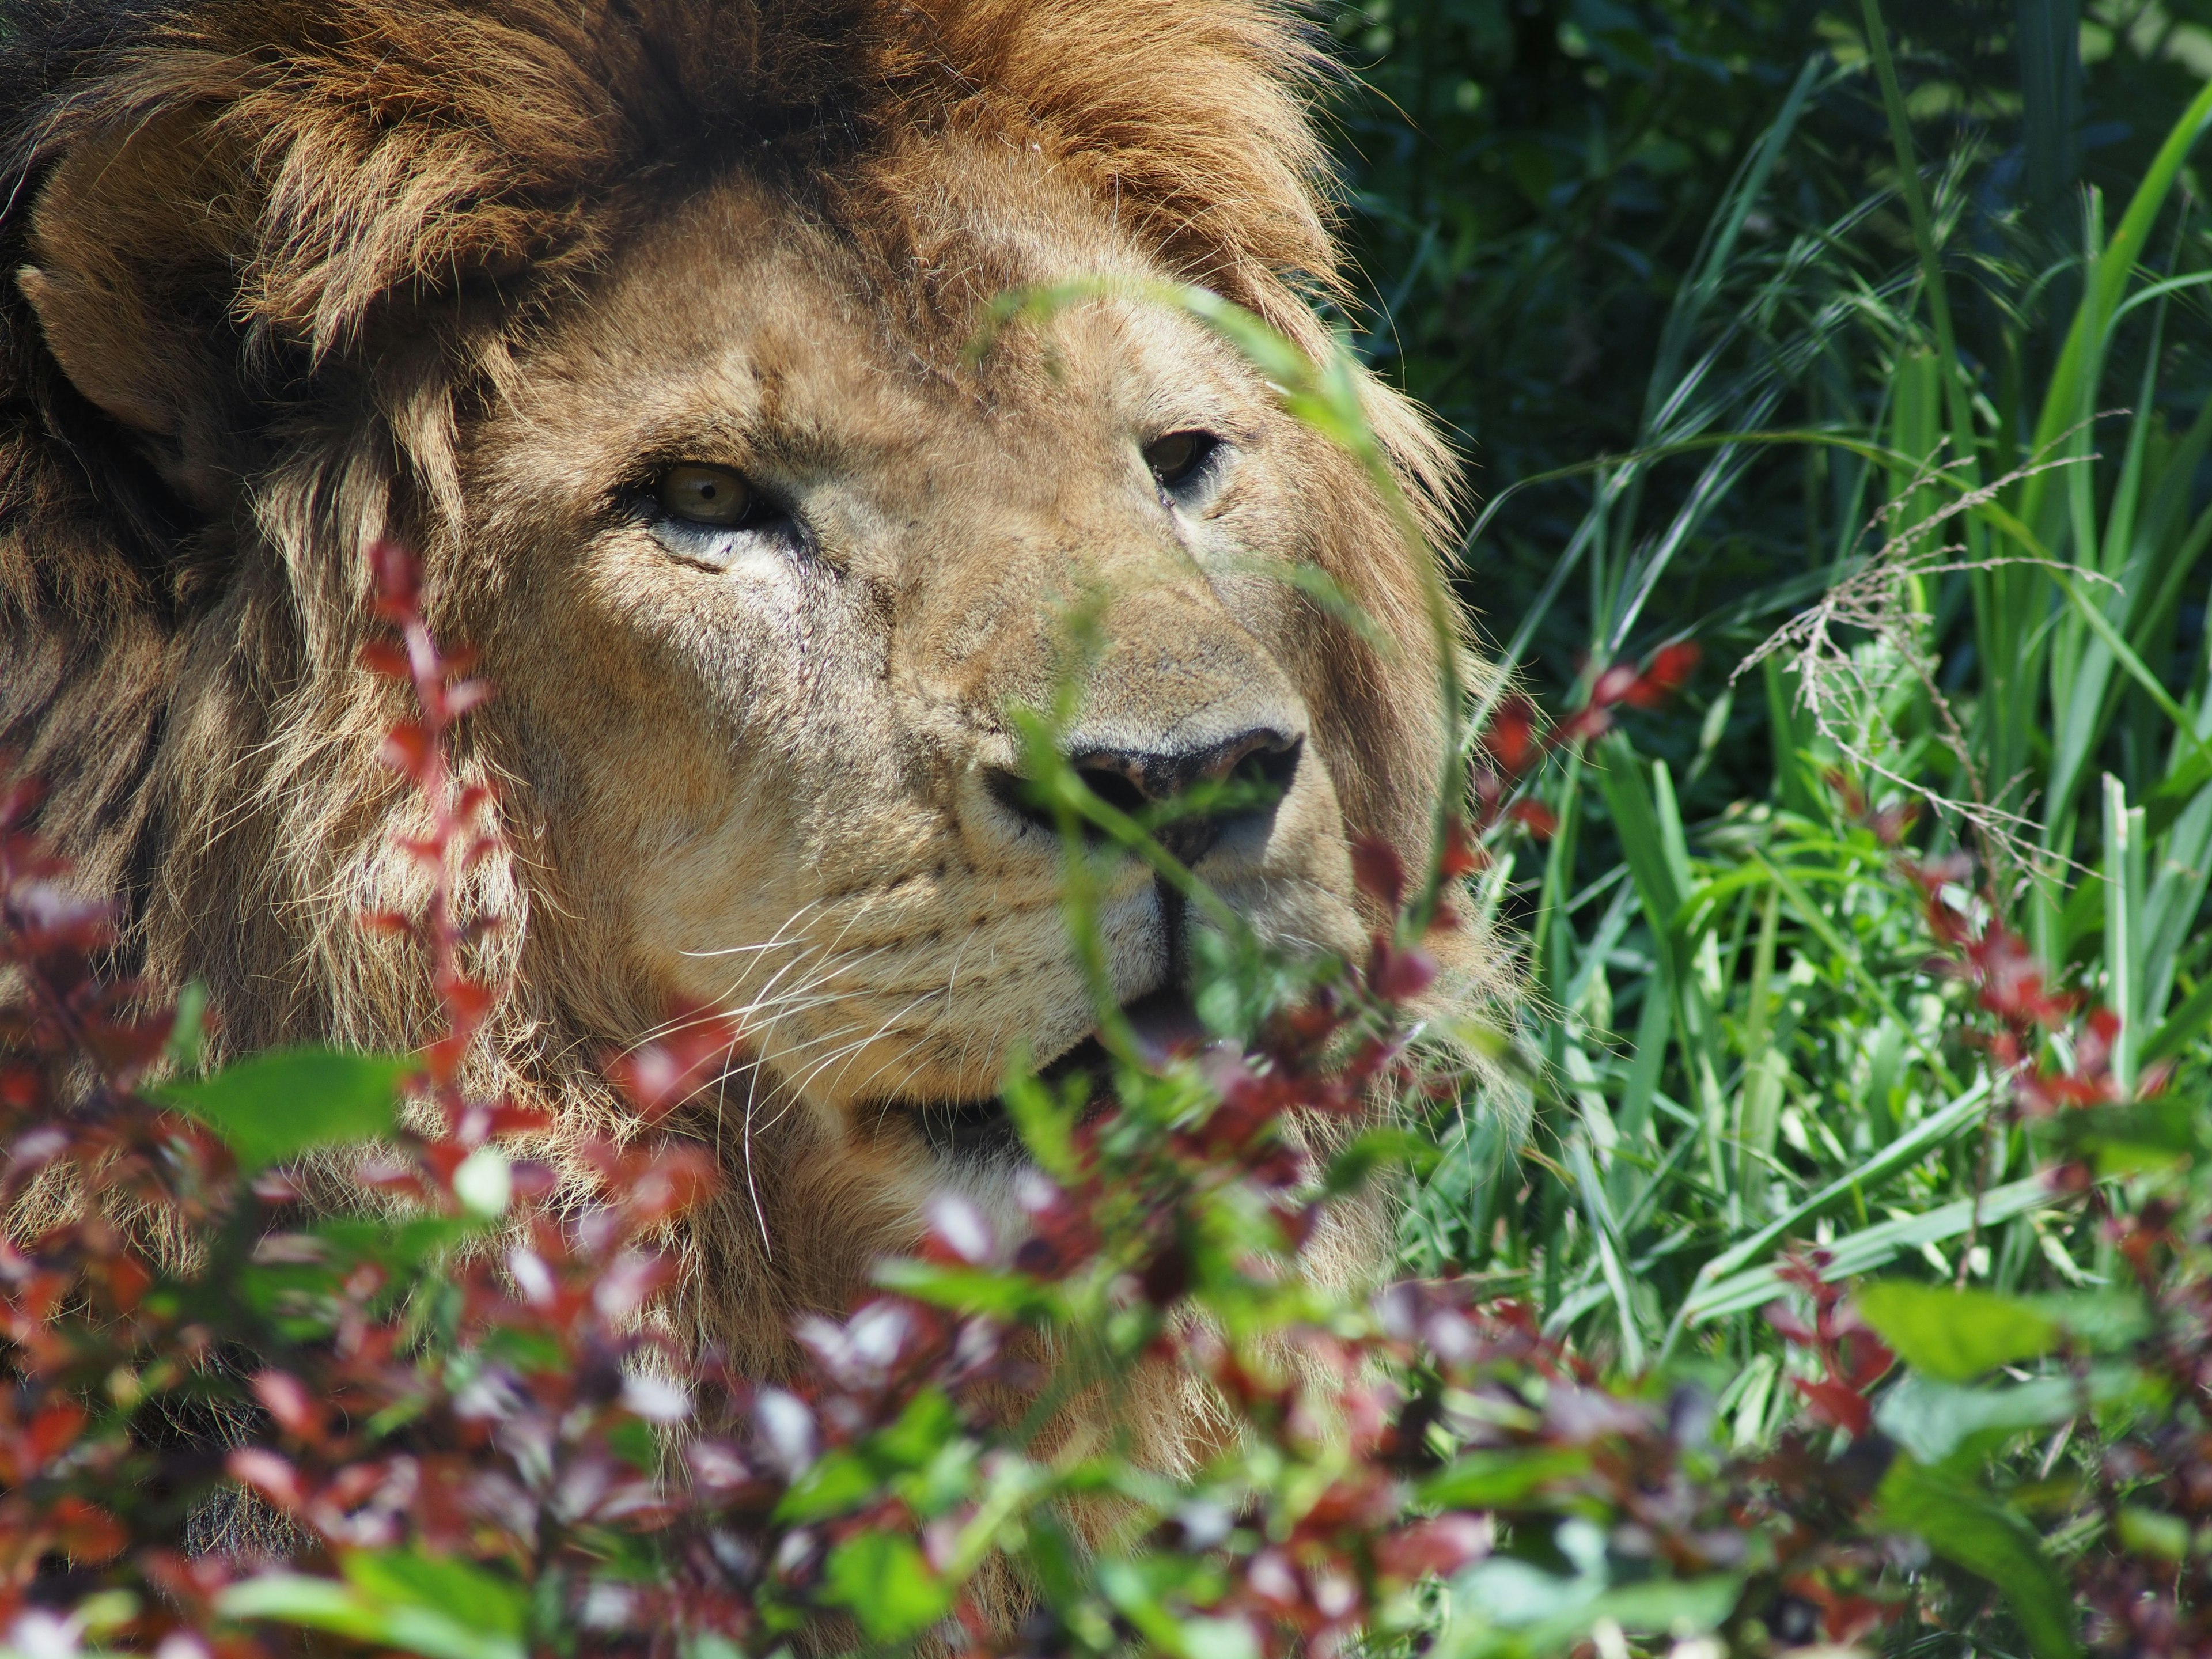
[7, 3, 2212, 1657]
[1343, 0, 2212, 1339]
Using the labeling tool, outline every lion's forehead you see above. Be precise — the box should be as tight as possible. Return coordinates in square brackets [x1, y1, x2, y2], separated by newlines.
[495, 158, 1256, 501]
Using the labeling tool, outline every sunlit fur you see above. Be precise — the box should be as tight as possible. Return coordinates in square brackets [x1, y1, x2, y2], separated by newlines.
[0, 0, 1495, 1425]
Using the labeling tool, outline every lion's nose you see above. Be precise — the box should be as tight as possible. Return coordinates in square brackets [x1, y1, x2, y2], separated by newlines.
[993, 727, 1304, 864]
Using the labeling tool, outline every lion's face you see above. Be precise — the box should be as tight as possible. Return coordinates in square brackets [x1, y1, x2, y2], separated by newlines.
[3, 0, 1465, 1335]
[467, 150, 1380, 1184]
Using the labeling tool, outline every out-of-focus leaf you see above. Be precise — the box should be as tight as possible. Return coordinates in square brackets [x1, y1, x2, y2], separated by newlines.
[1323, 1127, 1437, 1196]
[219, 1552, 527, 1659]
[872, 1257, 1054, 1319]
[1440, 1555, 1739, 1659]
[2027, 1291, 2157, 1351]
[164, 980, 210, 1072]
[820, 1532, 950, 1643]
[1856, 1281, 2062, 1381]
[873, 1387, 960, 1468]
[774, 1448, 880, 1524]
[1877, 1459, 2082, 1659]
[2047, 1097, 2203, 1175]
[1589, 1575, 1743, 1637]
[1419, 1446, 1590, 1509]
[1875, 1368, 2151, 1464]
[1097, 1558, 1245, 1659]
[1002, 1070, 1080, 1180]
[317, 1214, 490, 1274]
[161, 1048, 409, 1170]
[2117, 1506, 2191, 1559]
[341, 1552, 527, 1639]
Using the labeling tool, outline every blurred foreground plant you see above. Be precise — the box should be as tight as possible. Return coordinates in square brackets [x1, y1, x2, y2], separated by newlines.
[3, 533, 2209, 1659]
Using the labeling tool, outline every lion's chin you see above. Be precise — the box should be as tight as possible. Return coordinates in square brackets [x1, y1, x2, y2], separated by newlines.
[901, 988, 1207, 1165]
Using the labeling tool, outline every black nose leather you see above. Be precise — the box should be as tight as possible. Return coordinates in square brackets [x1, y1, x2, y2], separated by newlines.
[995, 728, 1302, 863]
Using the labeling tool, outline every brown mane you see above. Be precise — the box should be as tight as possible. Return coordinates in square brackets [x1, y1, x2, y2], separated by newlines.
[0, 0, 1472, 1380]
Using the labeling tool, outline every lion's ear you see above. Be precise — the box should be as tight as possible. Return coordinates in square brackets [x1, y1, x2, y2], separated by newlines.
[16, 120, 252, 512]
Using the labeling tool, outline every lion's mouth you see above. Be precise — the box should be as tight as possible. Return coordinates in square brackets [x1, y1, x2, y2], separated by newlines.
[904, 988, 1207, 1162]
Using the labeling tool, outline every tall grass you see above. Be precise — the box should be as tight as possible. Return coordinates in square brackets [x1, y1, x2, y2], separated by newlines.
[1402, 10, 2212, 1407]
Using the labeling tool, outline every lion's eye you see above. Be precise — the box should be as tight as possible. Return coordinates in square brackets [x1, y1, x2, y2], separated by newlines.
[1143, 431, 1221, 495]
[658, 464, 756, 527]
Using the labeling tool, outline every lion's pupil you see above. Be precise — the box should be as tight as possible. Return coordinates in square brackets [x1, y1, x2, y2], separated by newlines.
[660, 464, 752, 528]
[1145, 431, 1215, 491]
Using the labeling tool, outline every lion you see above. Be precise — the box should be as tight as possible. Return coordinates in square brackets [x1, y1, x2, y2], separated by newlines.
[0, 0, 1482, 1442]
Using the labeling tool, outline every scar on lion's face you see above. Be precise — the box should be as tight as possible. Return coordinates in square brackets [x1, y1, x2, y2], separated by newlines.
[467, 150, 1368, 1176]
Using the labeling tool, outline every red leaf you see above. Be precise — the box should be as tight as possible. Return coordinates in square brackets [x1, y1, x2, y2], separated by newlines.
[1350, 836, 1407, 912]
[25, 1401, 86, 1469]
[51, 1497, 127, 1564]
[227, 1448, 306, 1512]
[1842, 1331, 1897, 1392]
[1554, 706, 1613, 747]
[1762, 1301, 1818, 1347]
[358, 639, 412, 679]
[380, 724, 433, 779]
[103, 1251, 151, 1312]
[1506, 800, 1560, 839]
[606, 1006, 745, 1120]
[1376, 1514, 1491, 1582]
[1438, 816, 1482, 879]
[368, 541, 421, 613]
[1628, 641, 1700, 706]
[1480, 695, 1542, 775]
[253, 1371, 326, 1445]
[1792, 1376, 1873, 1437]
[1369, 941, 1438, 1002]
[1590, 664, 1639, 707]
[438, 679, 495, 721]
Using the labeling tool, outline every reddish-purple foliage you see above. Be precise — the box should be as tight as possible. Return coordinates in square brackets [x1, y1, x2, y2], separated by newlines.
[6, 556, 2208, 1659]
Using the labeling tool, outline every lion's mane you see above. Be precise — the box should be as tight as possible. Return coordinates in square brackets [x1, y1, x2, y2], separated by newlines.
[0, 0, 1474, 1380]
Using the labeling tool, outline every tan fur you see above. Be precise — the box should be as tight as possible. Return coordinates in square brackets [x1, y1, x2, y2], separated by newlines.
[0, 1, 1484, 1408]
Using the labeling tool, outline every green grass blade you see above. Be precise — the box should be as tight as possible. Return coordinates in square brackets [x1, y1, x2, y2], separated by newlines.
[2019, 77, 2212, 535]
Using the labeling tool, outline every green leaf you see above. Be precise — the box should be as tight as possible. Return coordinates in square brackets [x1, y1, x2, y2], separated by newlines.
[219, 1553, 527, 1659]
[1589, 1575, 1743, 1638]
[2142, 973, 2212, 1065]
[1322, 1127, 1435, 1196]
[316, 1214, 489, 1275]
[1877, 1459, 2082, 1659]
[340, 1551, 528, 1640]
[1594, 734, 1686, 962]
[1176, 1619, 1263, 1659]
[1442, 1556, 1740, 1658]
[1096, 1558, 1243, 1659]
[162, 1048, 410, 1170]
[873, 1387, 960, 1468]
[774, 1447, 881, 1524]
[165, 980, 211, 1073]
[1688, 1175, 2052, 1324]
[1856, 1281, 2062, 1381]
[820, 1532, 951, 1644]
[1874, 1368, 2148, 1465]
[1419, 1446, 1591, 1510]
[872, 1258, 1054, 1320]
[2116, 1506, 2191, 1560]
[1002, 1069, 1080, 1180]
[2047, 1097, 2204, 1176]
[2027, 1291, 2156, 1351]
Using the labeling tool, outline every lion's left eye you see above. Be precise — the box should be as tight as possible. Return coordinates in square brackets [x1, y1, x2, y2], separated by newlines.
[658, 464, 758, 527]
[644, 463, 802, 571]
[1143, 431, 1222, 496]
